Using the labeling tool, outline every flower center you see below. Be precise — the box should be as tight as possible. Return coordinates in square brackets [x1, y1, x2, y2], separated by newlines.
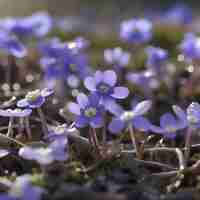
[55, 124, 67, 135]
[69, 63, 76, 72]
[120, 111, 134, 121]
[187, 115, 199, 125]
[84, 107, 97, 117]
[166, 126, 177, 133]
[25, 90, 41, 102]
[98, 83, 110, 94]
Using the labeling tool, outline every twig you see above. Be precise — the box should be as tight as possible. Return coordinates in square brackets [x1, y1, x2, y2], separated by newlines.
[133, 158, 177, 170]
[0, 132, 25, 146]
[122, 147, 186, 170]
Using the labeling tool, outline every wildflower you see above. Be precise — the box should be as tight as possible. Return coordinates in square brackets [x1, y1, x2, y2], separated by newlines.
[180, 33, 200, 60]
[104, 47, 130, 68]
[0, 108, 32, 138]
[0, 12, 52, 38]
[126, 70, 159, 93]
[0, 174, 43, 200]
[17, 88, 54, 136]
[17, 88, 53, 109]
[120, 18, 152, 44]
[108, 100, 152, 134]
[173, 102, 200, 129]
[19, 138, 68, 165]
[0, 108, 32, 118]
[145, 46, 168, 73]
[163, 4, 192, 25]
[46, 123, 68, 141]
[67, 93, 104, 128]
[39, 38, 90, 88]
[150, 111, 186, 139]
[84, 70, 129, 109]
[0, 30, 26, 58]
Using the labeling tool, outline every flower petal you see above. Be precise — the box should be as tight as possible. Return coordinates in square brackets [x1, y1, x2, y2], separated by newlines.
[76, 93, 89, 109]
[88, 93, 99, 106]
[75, 116, 88, 128]
[84, 76, 97, 91]
[104, 99, 124, 116]
[103, 70, 117, 86]
[94, 71, 103, 85]
[108, 118, 125, 134]
[111, 87, 129, 99]
[160, 113, 177, 129]
[90, 115, 103, 128]
[17, 99, 29, 108]
[132, 100, 152, 116]
[150, 124, 164, 133]
[132, 116, 151, 132]
[67, 102, 81, 115]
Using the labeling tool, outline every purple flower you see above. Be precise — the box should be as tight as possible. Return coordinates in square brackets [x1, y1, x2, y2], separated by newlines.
[17, 88, 54, 109]
[0, 174, 43, 200]
[84, 70, 129, 109]
[0, 30, 26, 58]
[0, 12, 52, 38]
[19, 138, 68, 165]
[145, 46, 168, 73]
[108, 100, 152, 134]
[104, 47, 130, 68]
[180, 33, 200, 60]
[163, 4, 192, 25]
[68, 37, 90, 52]
[39, 38, 91, 88]
[46, 124, 68, 141]
[126, 70, 159, 93]
[150, 107, 188, 139]
[173, 102, 200, 129]
[120, 18, 152, 44]
[0, 108, 32, 117]
[67, 93, 104, 128]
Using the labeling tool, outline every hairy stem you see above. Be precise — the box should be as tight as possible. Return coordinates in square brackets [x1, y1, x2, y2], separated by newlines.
[37, 107, 48, 136]
[25, 117, 32, 140]
[128, 123, 141, 159]
[7, 117, 14, 137]
[184, 128, 193, 165]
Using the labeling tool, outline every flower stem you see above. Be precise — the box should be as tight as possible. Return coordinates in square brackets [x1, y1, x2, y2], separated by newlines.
[37, 107, 48, 136]
[89, 128, 101, 156]
[7, 117, 14, 137]
[128, 123, 141, 159]
[18, 117, 24, 134]
[25, 117, 32, 140]
[184, 128, 193, 165]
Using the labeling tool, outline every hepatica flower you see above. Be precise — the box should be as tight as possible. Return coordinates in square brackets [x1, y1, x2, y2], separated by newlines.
[163, 4, 192, 25]
[67, 93, 104, 128]
[126, 70, 159, 93]
[145, 46, 168, 73]
[0, 108, 32, 118]
[180, 33, 200, 61]
[84, 70, 129, 109]
[120, 18, 152, 44]
[46, 123, 68, 141]
[104, 47, 130, 68]
[150, 109, 187, 139]
[0, 174, 43, 200]
[173, 102, 200, 129]
[39, 38, 90, 88]
[108, 100, 152, 134]
[17, 88, 53, 109]
[19, 138, 68, 165]
[0, 30, 26, 58]
[0, 12, 52, 38]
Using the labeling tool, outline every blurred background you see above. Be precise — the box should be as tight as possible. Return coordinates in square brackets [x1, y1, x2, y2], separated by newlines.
[0, 0, 198, 17]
